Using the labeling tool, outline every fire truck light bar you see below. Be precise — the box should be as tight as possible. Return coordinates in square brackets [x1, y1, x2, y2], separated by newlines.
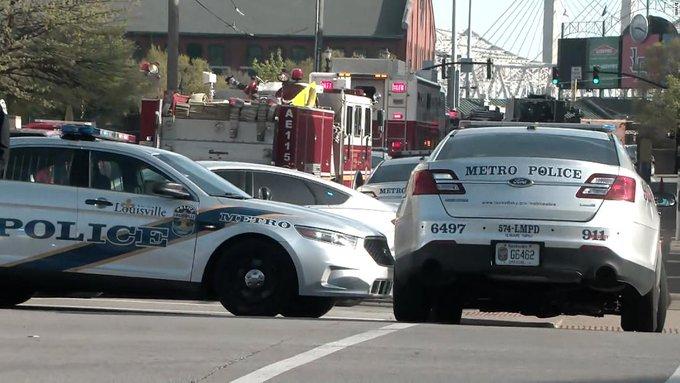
[374, 73, 388, 79]
[338, 72, 351, 78]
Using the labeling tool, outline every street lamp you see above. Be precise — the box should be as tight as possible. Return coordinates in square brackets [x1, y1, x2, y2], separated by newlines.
[323, 48, 332, 72]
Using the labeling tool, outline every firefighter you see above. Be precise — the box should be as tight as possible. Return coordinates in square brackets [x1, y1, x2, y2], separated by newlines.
[243, 74, 260, 100]
[276, 68, 306, 104]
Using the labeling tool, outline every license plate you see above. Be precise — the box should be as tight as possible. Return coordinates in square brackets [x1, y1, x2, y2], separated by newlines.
[495, 243, 540, 266]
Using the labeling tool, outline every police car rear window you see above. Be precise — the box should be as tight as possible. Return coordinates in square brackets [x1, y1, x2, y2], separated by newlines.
[367, 163, 419, 184]
[436, 133, 619, 166]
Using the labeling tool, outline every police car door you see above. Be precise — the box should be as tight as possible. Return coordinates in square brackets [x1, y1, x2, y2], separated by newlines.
[0, 146, 83, 270]
[74, 149, 198, 281]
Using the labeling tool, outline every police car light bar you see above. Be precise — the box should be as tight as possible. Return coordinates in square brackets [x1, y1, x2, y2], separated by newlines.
[458, 121, 616, 133]
[61, 124, 137, 143]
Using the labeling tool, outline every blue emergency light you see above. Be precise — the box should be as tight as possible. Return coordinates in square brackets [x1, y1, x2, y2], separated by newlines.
[60, 123, 136, 143]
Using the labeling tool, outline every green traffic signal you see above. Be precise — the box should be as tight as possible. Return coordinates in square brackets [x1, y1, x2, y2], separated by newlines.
[592, 66, 601, 85]
[551, 67, 559, 85]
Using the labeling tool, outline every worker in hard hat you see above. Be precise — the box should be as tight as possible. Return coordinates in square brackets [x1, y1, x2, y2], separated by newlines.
[276, 68, 307, 104]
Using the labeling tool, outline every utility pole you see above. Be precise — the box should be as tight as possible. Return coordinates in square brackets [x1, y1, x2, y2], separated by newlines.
[167, 0, 179, 99]
[448, 0, 457, 110]
[465, 0, 472, 99]
[313, 0, 324, 72]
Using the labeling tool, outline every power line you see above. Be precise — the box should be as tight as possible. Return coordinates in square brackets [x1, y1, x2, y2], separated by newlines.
[193, 0, 254, 36]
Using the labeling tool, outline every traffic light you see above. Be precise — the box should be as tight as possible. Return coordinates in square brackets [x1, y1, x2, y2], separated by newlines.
[441, 56, 448, 79]
[592, 66, 601, 85]
[551, 67, 559, 85]
[486, 58, 493, 80]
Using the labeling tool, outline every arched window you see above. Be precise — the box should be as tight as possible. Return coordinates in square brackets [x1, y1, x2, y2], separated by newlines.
[291, 46, 308, 61]
[208, 44, 225, 66]
[186, 43, 203, 59]
[246, 45, 264, 64]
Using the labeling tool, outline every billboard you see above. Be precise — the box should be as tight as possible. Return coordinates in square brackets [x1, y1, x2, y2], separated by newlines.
[586, 37, 621, 88]
[620, 33, 662, 88]
[557, 38, 587, 89]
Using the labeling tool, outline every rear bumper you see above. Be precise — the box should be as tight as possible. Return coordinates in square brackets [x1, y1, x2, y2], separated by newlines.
[395, 241, 655, 296]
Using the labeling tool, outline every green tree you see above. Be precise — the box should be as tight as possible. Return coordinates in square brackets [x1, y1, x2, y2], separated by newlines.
[0, 0, 145, 122]
[143, 46, 214, 96]
[251, 50, 316, 82]
[634, 39, 680, 146]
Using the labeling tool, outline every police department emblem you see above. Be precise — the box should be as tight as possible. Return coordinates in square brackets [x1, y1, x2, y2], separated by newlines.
[497, 246, 509, 262]
[172, 205, 197, 236]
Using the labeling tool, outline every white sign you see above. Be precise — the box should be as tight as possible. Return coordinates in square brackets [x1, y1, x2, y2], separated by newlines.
[571, 66, 582, 81]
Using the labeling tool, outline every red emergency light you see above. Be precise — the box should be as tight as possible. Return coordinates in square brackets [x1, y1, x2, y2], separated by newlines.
[391, 82, 407, 93]
[320, 80, 334, 90]
[392, 112, 404, 120]
[390, 140, 403, 151]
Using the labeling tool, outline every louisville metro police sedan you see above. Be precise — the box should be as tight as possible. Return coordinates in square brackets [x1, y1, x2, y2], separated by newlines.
[394, 124, 673, 332]
[0, 128, 393, 318]
[358, 156, 425, 206]
[199, 161, 397, 253]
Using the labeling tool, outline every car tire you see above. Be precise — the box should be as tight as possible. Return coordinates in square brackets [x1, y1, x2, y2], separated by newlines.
[213, 240, 296, 317]
[281, 296, 335, 318]
[431, 290, 463, 324]
[393, 275, 430, 323]
[620, 266, 666, 333]
[656, 265, 669, 332]
[0, 288, 33, 309]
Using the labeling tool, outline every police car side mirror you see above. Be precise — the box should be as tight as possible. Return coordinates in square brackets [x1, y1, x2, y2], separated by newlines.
[655, 192, 677, 208]
[258, 186, 272, 200]
[153, 182, 192, 200]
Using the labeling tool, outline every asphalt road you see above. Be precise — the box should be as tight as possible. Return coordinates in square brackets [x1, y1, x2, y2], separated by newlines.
[1, 298, 679, 383]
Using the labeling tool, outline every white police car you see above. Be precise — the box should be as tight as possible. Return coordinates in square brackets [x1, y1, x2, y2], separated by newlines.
[199, 161, 397, 253]
[0, 125, 393, 317]
[394, 123, 673, 332]
[357, 156, 426, 206]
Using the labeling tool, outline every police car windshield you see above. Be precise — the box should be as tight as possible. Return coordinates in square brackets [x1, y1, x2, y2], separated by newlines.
[367, 163, 419, 184]
[154, 153, 250, 199]
[437, 133, 619, 166]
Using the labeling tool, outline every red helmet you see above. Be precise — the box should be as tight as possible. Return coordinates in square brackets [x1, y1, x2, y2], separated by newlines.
[291, 68, 304, 81]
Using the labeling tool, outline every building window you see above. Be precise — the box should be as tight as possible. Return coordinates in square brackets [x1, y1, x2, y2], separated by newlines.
[186, 43, 203, 59]
[247, 45, 264, 64]
[207, 44, 225, 66]
[291, 46, 308, 61]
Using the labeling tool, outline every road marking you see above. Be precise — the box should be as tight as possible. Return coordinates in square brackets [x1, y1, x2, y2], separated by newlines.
[666, 363, 680, 383]
[230, 323, 416, 383]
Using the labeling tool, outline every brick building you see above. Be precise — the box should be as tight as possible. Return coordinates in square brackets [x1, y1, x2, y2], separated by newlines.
[124, 0, 435, 72]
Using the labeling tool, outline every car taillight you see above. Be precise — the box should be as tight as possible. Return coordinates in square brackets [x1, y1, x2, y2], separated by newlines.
[410, 170, 465, 196]
[576, 173, 636, 202]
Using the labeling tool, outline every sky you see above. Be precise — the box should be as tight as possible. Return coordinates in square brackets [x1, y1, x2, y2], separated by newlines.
[432, 0, 516, 34]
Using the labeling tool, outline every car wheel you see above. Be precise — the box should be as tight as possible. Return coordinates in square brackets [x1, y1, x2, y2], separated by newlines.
[0, 287, 33, 308]
[281, 296, 335, 318]
[393, 275, 430, 323]
[620, 273, 664, 333]
[431, 289, 463, 324]
[213, 240, 296, 317]
[656, 265, 669, 332]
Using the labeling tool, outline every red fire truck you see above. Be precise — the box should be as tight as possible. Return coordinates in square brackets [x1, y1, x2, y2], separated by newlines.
[140, 80, 375, 186]
[312, 58, 446, 157]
